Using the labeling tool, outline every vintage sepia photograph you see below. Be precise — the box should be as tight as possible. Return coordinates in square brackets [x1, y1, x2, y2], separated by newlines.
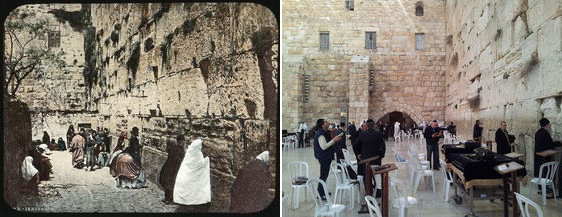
[3, 2, 278, 213]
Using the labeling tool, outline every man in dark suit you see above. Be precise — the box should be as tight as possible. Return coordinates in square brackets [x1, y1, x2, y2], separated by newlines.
[534, 118, 562, 197]
[334, 122, 347, 162]
[473, 120, 484, 143]
[353, 119, 386, 195]
[424, 120, 442, 170]
[495, 121, 515, 155]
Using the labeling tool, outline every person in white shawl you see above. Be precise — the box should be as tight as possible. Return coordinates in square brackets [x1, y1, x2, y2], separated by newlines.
[394, 121, 401, 140]
[173, 138, 211, 205]
[21, 156, 40, 194]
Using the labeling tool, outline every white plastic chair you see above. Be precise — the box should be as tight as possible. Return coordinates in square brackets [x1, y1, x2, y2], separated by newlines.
[282, 136, 295, 151]
[391, 177, 422, 217]
[395, 131, 402, 143]
[287, 161, 309, 208]
[440, 159, 453, 202]
[282, 191, 287, 217]
[408, 151, 435, 194]
[342, 149, 357, 168]
[365, 195, 383, 217]
[529, 161, 559, 205]
[514, 192, 544, 217]
[409, 143, 427, 163]
[307, 178, 346, 217]
[417, 131, 424, 141]
[330, 162, 360, 209]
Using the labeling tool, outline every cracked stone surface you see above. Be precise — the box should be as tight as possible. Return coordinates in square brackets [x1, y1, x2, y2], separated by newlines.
[14, 151, 178, 212]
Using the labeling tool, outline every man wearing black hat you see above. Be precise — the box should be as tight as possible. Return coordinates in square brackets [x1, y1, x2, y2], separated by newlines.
[125, 127, 143, 166]
[313, 119, 342, 200]
[353, 119, 386, 196]
[534, 118, 561, 179]
[473, 120, 483, 143]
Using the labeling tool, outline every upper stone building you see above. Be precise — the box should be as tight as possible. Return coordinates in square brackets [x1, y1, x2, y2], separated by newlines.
[282, 0, 447, 131]
[282, 0, 562, 172]
[7, 3, 278, 212]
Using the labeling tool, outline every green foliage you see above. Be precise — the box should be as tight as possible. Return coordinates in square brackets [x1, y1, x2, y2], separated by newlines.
[251, 27, 276, 55]
[126, 42, 141, 78]
[4, 8, 67, 98]
[152, 3, 171, 23]
[48, 9, 86, 32]
[181, 18, 197, 36]
[160, 33, 174, 69]
[138, 16, 148, 30]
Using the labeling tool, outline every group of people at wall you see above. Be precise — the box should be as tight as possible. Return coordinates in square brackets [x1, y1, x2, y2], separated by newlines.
[21, 125, 214, 206]
[474, 118, 561, 197]
[308, 116, 561, 200]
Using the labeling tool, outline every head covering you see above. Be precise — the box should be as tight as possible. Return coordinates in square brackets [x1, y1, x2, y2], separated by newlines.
[256, 151, 269, 164]
[22, 156, 38, 181]
[184, 139, 204, 167]
[174, 138, 211, 205]
[316, 119, 325, 129]
[540, 118, 550, 127]
[132, 127, 139, 136]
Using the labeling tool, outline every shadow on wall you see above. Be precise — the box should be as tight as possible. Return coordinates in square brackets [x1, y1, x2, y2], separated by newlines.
[3, 99, 33, 207]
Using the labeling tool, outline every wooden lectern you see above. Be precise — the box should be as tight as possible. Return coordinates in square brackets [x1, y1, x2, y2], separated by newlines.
[494, 162, 524, 217]
[357, 156, 379, 214]
[357, 156, 398, 217]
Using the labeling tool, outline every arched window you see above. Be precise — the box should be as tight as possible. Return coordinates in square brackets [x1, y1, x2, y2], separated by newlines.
[415, 2, 424, 16]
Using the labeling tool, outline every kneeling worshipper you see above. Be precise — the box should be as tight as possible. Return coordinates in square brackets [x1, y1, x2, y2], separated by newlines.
[20, 155, 40, 195]
[37, 143, 51, 155]
[49, 139, 59, 151]
[96, 145, 109, 168]
[108, 149, 146, 189]
[174, 139, 211, 205]
[57, 137, 67, 151]
[30, 146, 53, 181]
[230, 151, 271, 213]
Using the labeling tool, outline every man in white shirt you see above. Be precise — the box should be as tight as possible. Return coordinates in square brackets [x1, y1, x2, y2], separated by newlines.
[313, 119, 343, 200]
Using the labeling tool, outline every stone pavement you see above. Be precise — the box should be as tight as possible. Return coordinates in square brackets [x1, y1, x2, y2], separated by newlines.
[14, 151, 178, 212]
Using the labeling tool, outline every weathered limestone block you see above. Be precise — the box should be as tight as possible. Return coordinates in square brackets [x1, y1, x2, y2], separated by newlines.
[537, 16, 562, 61]
[540, 97, 562, 141]
[527, 0, 562, 33]
[513, 15, 529, 45]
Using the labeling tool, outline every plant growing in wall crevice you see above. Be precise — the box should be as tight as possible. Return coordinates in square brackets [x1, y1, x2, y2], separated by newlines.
[4, 8, 66, 98]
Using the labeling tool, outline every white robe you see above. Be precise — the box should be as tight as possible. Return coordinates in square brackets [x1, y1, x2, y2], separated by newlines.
[394, 122, 401, 137]
[173, 139, 211, 205]
[22, 156, 38, 181]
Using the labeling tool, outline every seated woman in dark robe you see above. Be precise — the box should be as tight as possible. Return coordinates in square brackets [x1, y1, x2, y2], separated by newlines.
[49, 139, 59, 151]
[109, 147, 145, 189]
[57, 138, 67, 151]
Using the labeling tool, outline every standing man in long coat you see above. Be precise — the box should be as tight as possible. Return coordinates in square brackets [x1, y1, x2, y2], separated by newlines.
[69, 133, 85, 169]
[495, 121, 515, 155]
[126, 127, 142, 166]
[159, 136, 186, 203]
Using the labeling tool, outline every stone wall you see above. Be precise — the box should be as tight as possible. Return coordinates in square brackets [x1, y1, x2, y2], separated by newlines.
[8, 3, 278, 212]
[3, 99, 33, 208]
[282, 0, 447, 131]
[444, 0, 562, 172]
[88, 3, 277, 212]
[7, 5, 88, 141]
